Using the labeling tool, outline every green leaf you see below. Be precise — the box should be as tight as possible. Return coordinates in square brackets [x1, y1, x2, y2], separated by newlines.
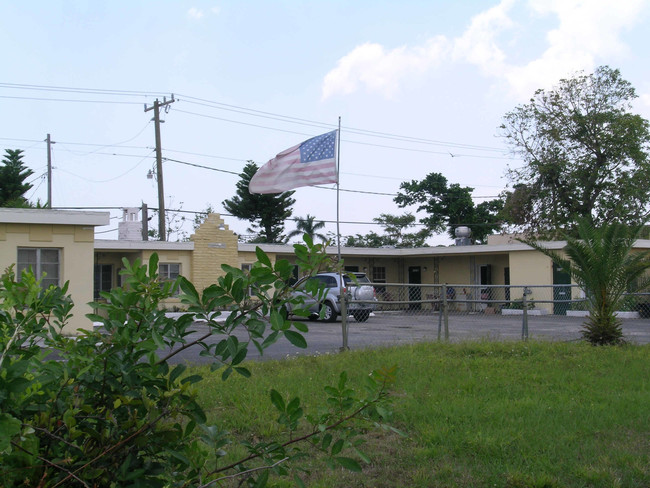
[292, 321, 309, 333]
[331, 438, 345, 455]
[270, 389, 285, 412]
[284, 330, 307, 348]
[270, 309, 286, 331]
[255, 246, 273, 268]
[180, 374, 202, 385]
[234, 366, 251, 378]
[0, 413, 22, 454]
[335, 456, 362, 472]
[148, 253, 159, 278]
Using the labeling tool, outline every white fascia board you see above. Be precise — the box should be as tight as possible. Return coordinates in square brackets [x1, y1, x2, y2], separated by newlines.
[0, 208, 110, 226]
[95, 239, 194, 251]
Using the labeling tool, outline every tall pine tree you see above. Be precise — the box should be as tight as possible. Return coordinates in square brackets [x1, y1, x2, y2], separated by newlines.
[0, 149, 34, 207]
[223, 161, 295, 243]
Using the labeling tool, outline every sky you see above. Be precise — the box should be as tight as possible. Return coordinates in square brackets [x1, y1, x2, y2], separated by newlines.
[1, 0, 649, 245]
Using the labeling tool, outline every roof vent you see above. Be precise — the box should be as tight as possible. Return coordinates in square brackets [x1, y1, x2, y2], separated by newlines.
[454, 226, 472, 246]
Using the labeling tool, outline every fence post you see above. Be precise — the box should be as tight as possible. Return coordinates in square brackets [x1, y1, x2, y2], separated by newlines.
[438, 285, 444, 340]
[442, 284, 449, 341]
[340, 291, 349, 351]
[522, 287, 529, 341]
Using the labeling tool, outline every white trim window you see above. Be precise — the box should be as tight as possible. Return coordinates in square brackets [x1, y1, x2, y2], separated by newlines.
[17, 248, 61, 289]
[158, 263, 181, 294]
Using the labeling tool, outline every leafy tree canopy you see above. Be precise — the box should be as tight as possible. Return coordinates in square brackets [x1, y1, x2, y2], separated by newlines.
[223, 161, 295, 243]
[394, 173, 503, 244]
[345, 213, 430, 248]
[0, 149, 34, 208]
[500, 66, 650, 238]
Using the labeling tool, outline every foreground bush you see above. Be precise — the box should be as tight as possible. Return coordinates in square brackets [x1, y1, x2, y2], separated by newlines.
[0, 238, 396, 487]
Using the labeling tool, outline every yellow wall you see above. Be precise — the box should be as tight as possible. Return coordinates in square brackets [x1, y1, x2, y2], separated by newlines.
[0, 223, 96, 334]
[190, 214, 241, 293]
[437, 255, 472, 284]
[508, 250, 553, 285]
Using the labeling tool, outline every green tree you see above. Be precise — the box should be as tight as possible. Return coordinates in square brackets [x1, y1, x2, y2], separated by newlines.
[394, 173, 503, 244]
[192, 203, 216, 230]
[223, 161, 295, 243]
[0, 149, 34, 207]
[522, 219, 650, 345]
[500, 66, 650, 237]
[345, 231, 389, 248]
[287, 214, 327, 242]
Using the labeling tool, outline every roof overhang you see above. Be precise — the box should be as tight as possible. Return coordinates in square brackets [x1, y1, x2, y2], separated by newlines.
[94, 239, 194, 251]
[0, 208, 110, 226]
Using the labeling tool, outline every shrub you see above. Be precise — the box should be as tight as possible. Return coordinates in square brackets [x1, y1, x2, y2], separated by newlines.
[0, 237, 396, 487]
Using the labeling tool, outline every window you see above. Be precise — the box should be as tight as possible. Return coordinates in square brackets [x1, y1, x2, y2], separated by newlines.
[158, 263, 181, 294]
[372, 266, 387, 296]
[17, 248, 60, 289]
[372, 266, 386, 283]
[94, 264, 113, 300]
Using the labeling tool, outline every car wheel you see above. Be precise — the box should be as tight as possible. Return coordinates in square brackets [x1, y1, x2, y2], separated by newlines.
[352, 310, 370, 322]
[321, 302, 337, 322]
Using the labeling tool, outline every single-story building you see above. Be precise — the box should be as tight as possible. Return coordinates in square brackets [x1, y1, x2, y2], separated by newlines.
[0, 208, 110, 334]
[4, 208, 649, 333]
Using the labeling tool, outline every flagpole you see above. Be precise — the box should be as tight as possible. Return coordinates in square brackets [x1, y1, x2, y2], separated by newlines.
[336, 117, 349, 351]
[336, 117, 342, 261]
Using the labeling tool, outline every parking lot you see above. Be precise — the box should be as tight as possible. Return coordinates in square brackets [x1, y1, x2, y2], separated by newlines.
[167, 311, 650, 364]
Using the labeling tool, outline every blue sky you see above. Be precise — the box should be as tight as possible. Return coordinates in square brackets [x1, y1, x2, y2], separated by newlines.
[1, 0, 649, 243]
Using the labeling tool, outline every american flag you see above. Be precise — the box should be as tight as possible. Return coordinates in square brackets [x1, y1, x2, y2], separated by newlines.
[248, 130, 338, 194]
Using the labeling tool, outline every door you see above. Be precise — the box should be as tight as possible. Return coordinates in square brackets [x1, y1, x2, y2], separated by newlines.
[553, 263, 572, 315]
[408, 266, 421, 311]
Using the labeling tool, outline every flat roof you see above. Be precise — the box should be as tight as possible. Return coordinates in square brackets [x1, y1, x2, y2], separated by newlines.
[0, 208, 110, 226]
[94, 239, 195, 251]
[238, 241, 568, 257]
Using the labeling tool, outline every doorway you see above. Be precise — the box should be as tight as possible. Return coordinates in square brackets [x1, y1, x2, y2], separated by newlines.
[408, 266, 421, 311]
[553, 263, 571, 315]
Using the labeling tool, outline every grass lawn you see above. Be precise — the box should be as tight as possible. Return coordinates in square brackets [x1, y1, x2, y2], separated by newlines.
[194, 341, 650, 487]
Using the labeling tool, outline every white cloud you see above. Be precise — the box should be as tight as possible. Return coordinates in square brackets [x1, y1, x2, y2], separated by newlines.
[187, 7, 204, 20]
[503, 0, 647, 98]
[322, 39, 448, 99]
[451, 0, 515, 76]
[322, 0, 647, 100]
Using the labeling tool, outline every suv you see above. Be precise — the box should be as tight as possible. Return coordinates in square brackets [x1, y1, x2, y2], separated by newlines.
[290, 272, 377, 322]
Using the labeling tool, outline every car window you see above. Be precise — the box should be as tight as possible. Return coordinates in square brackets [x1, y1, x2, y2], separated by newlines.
[324, 276, 337, 288]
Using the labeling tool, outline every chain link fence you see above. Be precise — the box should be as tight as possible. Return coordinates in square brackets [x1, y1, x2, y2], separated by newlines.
[344, 283, 650, 342]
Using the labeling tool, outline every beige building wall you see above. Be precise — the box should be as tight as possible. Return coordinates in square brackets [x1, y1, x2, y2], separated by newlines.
[508, 250, 553, 286]
[438, 255, 472, 284]
[0, 210, 109, 335]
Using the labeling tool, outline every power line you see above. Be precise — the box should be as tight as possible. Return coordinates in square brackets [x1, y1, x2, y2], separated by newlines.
[0, 95, 142, 105]
[0, 82, 168, 98]
[1, 82, 511, 157]
[178, 94, 506, 152]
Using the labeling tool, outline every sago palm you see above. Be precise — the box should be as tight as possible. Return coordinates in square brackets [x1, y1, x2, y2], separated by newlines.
[523, 219, 650, 345]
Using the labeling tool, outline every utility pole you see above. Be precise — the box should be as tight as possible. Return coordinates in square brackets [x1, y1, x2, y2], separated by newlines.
[144, 95, 175, 241]
[46, 134, 54, 208]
